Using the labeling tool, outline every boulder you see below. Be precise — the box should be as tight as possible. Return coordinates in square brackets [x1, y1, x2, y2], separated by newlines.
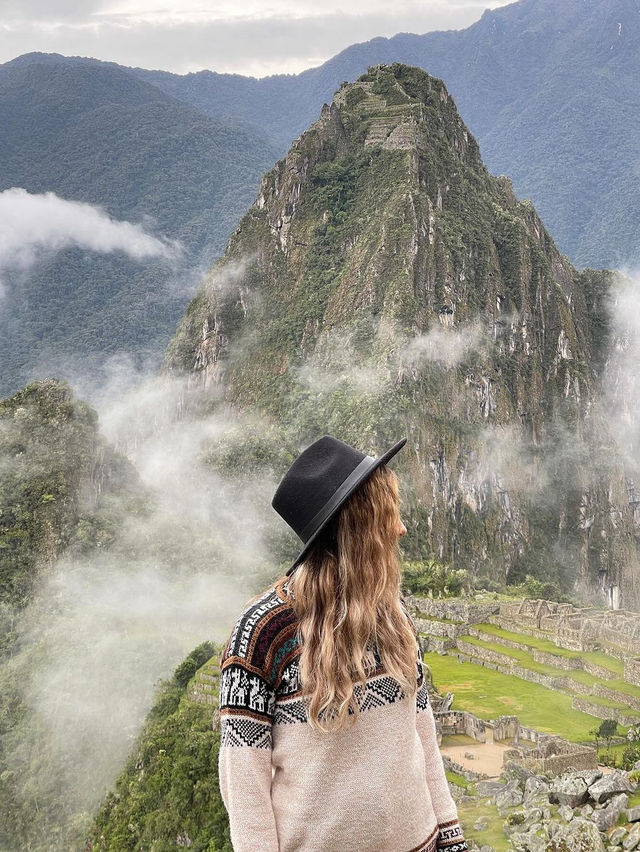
[623, 822, 640, 850]
[524, 775, 550, 805]
[588, 769, 634, 803]
[522, 807, 543, 827]
[610, 827, 628, 846]
[628, 806, 640, 823]
[557, 804, 573, 822]
[503, 760, 537, 786]
[572, 769, 602, 786]
[496, 784, 524, 814]
[544, 818, 605, 851]
[549, 774, 589, 808]
[589, 792, 628, 831]
[476, 780, 506, 800]
[507, 828, 547, 852]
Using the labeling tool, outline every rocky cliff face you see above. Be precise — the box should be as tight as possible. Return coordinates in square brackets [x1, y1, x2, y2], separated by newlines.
[163, 63, 640, 606]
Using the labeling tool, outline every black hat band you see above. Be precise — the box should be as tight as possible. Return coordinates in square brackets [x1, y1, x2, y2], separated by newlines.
[299, 455, 376, 541]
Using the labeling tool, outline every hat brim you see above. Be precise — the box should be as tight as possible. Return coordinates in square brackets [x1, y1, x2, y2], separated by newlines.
[285, 436, 407, 577]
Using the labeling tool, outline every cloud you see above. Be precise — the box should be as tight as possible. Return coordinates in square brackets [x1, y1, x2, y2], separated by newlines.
[398, 318, 486, 370]
[0, 1, 515, 76]
[600, 265, 640, 477]
[290, 314, 488, 406]
[2, 363, 286, 842]
[1, 0, 106, 20]
[0, 186, 183, 298]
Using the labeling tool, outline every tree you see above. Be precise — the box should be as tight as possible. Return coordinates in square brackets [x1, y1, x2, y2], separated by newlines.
[597, 718, 618, 753]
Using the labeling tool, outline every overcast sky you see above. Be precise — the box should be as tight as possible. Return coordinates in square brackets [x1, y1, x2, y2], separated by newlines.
[0, 0, 515, 77]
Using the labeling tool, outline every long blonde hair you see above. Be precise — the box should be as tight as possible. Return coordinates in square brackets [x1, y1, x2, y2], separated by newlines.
[270, 464, 419, 733]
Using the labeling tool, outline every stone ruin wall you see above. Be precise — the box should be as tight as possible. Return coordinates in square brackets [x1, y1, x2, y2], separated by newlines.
[453, 643, 640, 723]
[442, 755, 486, 783]
[495, 599, 640, 663]
[434, 710, 597, 777]
[412, 596, 640, 726]
[466, 627, 617, 680]
[412, 596, 640, 665]
[571, 696, 640, 727]
[404, 595, 500, 624]
[413, 616, 461, 640]
[625, 658, 640, 687]
[435, 710, 487, 743]
[493, 715, 597, 776]
[422, 635, 456, 653]
[503, 743, 597, 775]
[492, 715, 538, 745]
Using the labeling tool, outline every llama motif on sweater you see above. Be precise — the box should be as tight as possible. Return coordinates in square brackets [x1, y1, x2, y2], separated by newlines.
[218, 577, 469, 852]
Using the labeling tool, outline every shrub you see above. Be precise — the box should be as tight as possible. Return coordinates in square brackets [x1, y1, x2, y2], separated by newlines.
[402, 559, 469, 598]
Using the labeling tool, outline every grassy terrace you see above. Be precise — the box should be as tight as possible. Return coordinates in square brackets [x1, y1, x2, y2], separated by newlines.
[476, 623, 623, 676]
[459, 634, 640, 713]
[425, 652, 613, 741]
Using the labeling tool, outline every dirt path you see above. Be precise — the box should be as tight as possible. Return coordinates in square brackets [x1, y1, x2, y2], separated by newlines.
[441, 730, 610, 780]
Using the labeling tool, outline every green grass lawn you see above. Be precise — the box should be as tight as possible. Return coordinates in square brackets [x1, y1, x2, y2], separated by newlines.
[456, 799, 510, 851]
[445, 769, 469, 787]
[425, 652, 602, 742]
[597, 742, 631, 762]
[458, 634, 640, 717]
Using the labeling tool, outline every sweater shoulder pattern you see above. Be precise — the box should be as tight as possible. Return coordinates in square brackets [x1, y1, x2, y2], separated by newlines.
[220, 580, 300, 688]
[219, 579, 429, 749]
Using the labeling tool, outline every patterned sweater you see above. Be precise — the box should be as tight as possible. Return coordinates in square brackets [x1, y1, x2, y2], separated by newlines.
[217, 576, 469, 852]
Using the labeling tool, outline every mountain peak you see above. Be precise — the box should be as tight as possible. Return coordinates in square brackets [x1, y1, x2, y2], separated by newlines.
[317, 63, 484, 168]
[163, 61, 637, 601]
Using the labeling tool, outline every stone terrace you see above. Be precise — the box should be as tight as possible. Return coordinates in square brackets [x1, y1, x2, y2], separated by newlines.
[407, 593, 640, 730]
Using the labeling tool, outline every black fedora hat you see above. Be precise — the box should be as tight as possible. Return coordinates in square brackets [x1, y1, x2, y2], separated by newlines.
[272, 434, 407, 576]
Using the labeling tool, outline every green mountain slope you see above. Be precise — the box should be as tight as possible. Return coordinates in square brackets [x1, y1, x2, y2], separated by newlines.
[163, 63, 640, 606]
[0, 58, 279, 397]
[0, 373, 281, 851]
[4, 0, 637, 395]
[86, 642, 230, 852]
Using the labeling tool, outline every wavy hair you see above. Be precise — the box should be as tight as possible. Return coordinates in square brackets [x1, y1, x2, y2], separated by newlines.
[267, 463, 419, 734]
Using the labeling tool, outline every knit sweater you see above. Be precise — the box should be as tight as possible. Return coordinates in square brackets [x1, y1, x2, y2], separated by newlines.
[217, 577, 469, 852]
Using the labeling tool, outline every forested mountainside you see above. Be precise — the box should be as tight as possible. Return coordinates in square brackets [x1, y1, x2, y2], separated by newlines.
[163, 62, 640, 608]
[86, 641, 231, 852]
[0, 58, 279, 397]
[0, 379, 140, 611]
[0, 371, 281, 850]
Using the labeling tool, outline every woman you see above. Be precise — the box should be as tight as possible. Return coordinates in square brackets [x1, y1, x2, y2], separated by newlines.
[217, 434, 468, 852]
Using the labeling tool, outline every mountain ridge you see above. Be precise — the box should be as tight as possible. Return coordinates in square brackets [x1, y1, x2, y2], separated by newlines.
[0, 58, 279, 397]
[7, 0, 639, 271]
